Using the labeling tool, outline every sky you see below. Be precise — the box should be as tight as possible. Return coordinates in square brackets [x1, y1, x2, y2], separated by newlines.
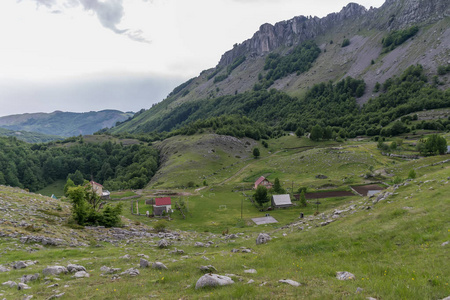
[0, 0, 385, 117]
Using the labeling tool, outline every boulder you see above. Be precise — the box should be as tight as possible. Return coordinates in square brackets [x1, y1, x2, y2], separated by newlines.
[73, 271, 90, 278]
[152, 262, 168, 270]
[21, 273, 40, 283]
[279, 279, 301, 287]
[140, 258, 150, 268]
[195, 274, 234, 289]
[0, 265, 10, 272]
[17, 282, 31, 290]
[158, 239, 169, 248]
[244, 269, 257, 274]
[2, 280, 17, 288]
[195, 242, 207, 247]
[67, 264, 86, 273]
[119, 254, 131, 259]
[100, 266, 121, 274]
[14, 261, 28, 269]
[336, 271, 355, 280]
[120, 268, 140, 276]
[42, 266, 68, 276]
[256, 233, 271, 245]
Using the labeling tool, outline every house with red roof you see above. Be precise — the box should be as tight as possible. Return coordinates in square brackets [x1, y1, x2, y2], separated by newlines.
[89, 181, 110, 199]
[153, 197, 172, 216]
[254, 176, 273, 190]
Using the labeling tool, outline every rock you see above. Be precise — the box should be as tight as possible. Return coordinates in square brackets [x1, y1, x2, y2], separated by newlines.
[2, 281, 17, 288]
[244, 269, 257, 274]
[21, 274, 40, 283]
[441, 241, 449, 247]
[152, 262, 168, 270]
[440, 296, 450, 300]
[46, 292, 65, 299]
[14, 261, 28, 269]
[315, 174, 328, 179]
[241, 249, 252, 253]
[0, 266, 10, 272]
[201, 256, 210, 261]
[120, 268, 140, 276]
[195, 242, 207, 247]
[336, 271, 355, 280]
[231, 248, 239, 253]
[42, 266, 68, 276]
[356, 287, 363, 293]
[18, 283, 31, 290]
[119, 254, 131, 259]
[23, 295, 34, 300]
[73, 271, 90, 278]
[199, 265, 217, 272]
[256, 233, 271, 245]
[137, 254, 149, 259]
[158, 239, 169, 248]
[279, 279, 301, 287]
[47, 283, 59, 288]
[67, 264, 86, 273]
[247, 279, 255, 284]
[195, 274, 234, 289]
[100, 266, 121, 274]
[140, 258, 150, 268]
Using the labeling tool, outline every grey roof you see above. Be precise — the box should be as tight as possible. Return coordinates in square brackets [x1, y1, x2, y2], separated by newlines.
[252, 216, 278, 225]
[272, 194, 292, 206]
[447, 146, 450, 153]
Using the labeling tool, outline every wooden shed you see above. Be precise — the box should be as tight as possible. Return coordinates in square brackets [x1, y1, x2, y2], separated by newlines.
[271, 194, 293, 208]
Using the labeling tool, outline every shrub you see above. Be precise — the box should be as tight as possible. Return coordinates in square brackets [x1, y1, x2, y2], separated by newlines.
[154, 220, 168, 232]
[342, 39, 350, 47]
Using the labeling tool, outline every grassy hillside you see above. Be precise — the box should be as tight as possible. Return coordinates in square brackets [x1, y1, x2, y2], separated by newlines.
[0, 127, 63, 143]
[0, 110, 134, 137]
[0, 133, 448, 299]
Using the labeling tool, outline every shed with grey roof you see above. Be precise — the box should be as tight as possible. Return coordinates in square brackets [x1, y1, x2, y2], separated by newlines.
[271, 194, 293, 209]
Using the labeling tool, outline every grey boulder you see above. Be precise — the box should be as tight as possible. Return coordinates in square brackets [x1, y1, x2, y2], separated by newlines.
[195, 274, 234, 289]
[42, 266, 68, 276]
[256, 233, 271, 245]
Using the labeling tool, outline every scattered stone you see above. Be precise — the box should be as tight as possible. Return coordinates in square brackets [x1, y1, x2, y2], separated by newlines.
[23, 295, 34, 300]
[152, 262, 168, 270]
[244, 269, 257, 274]
[0, 266, 10, 272]
[247, 279, 255, 284]
[120, 268, 140, 276]
[259, 282, 267, 286]
[140, 259, 150, 268]
[441, 241, 449, 247]
[21, 274, 40, 283]
[279, 279, 301, 287]
[18, 283, 31, 290]
[119, 254, 131, 259]
[47, 284, 59, 288]
[256, 233, 271, 245]
[315, 174, 328, 179]
[158, 239, 169, 248]
[137, 254, 149, 259]
[100, 266, 121, 274]
[201, 256, 210, 261]
[336, 271, 355, 280]
[231, 248, 239, 253]
[14, 261, 28, 270]
[73, 271, 90, 278]
[67, 264, 86, 273]
[2, 281, 17, 288]
[199, 265, 217, 272]
[43, 266, 68, 276]
[169, 249, 184, 255]
[241, 249, 252, 253]
[46, 292, 65, 300]
[195, 242, 208, 247]
[195, 274, 234, 289]
[356, 287, 363, 293]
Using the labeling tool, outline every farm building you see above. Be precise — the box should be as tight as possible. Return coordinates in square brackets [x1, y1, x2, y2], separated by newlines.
[447, 146, 450, 154]
[153, 197, 172, 216]
[89, 181, 110, 200]
[254, 176, 273, 190]
[271, 194, 293, 208]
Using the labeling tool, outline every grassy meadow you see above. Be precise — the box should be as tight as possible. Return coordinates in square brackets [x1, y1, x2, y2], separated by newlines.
[0, 133, 449, 299]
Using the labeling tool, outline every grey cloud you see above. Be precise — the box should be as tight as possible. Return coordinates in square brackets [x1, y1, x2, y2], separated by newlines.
[24, 0, 151, 43]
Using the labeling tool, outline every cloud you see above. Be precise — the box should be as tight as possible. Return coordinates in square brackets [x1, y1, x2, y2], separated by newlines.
[24, 0, 151, 43]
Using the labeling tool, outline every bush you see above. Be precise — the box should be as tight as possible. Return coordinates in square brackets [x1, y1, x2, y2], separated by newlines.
[342, 39, 350, 47]
[154, 220, 168, 232]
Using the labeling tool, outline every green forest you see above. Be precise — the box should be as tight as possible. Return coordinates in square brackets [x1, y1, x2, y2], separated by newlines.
[0, 137, 158, 192]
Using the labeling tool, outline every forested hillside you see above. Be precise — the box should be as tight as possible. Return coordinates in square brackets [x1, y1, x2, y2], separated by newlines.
[0, 136, 158, 192]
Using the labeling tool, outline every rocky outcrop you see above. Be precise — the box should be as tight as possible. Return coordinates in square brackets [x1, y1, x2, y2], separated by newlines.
[219, 3, 367, 66]
[218, 0, 449, 67]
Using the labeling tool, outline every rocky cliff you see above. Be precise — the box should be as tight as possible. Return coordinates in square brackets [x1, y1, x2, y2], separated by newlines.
[219, 0, 449, 67]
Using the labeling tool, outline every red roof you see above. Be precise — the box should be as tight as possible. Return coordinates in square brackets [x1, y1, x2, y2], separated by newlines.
[155, 197, 171, 206]
[255, 176, 266, 186]
[90, 181, 103, 187]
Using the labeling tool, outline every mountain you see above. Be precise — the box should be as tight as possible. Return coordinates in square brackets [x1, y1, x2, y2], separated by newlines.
[0, 127, 63, 143]
[110, 0, 450, 135]
[0, 110, 134, 138]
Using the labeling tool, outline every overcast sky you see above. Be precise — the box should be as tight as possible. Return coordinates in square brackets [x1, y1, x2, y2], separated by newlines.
[0, 0, 385, 117]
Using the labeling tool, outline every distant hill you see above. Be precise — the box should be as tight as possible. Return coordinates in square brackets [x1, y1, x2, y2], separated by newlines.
[0, 127, 63, 143]
[110, 0, 450, 135]
[0, 110, 134, 137]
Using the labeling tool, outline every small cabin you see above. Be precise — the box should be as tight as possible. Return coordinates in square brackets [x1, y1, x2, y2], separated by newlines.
[89, 181, 110, 199]
[271, 194, 293, 209]
[153, 197, 172, 216]
[254, 176, 273, 190]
